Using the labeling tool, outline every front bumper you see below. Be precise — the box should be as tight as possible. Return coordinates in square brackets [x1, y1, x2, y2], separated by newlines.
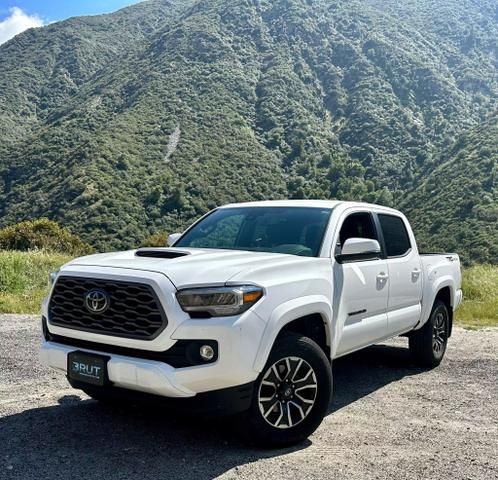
[41, 340, 195, 397]
[40, 317, 262, 397]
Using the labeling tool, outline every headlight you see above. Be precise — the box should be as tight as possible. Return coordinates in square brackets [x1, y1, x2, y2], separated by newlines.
[176, 285, 264, 317]
[48, 270, 59, 287]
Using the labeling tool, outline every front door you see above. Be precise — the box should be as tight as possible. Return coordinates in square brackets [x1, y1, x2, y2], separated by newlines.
[334, 211, 389, 356]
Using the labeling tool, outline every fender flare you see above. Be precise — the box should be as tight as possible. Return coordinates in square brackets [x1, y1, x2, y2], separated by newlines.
[252, 295, 333, 372]
[416, 275, 456, 330]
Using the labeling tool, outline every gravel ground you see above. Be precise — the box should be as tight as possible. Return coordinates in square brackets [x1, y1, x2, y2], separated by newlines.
[0, 314, 497, 480]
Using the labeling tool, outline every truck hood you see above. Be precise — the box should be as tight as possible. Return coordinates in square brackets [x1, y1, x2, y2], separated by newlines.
[64, 248, 314, 289]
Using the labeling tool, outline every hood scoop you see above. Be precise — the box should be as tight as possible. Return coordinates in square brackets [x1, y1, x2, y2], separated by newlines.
[135, 248, 190, 259]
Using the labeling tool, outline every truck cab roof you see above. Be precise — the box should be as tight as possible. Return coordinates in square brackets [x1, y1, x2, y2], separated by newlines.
[220, 199, 403, 216]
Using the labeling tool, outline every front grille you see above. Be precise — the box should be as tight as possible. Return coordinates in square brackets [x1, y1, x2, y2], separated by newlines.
[48, 276, 167, 340]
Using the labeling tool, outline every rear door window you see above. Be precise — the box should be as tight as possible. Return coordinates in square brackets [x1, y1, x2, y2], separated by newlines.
[378, 214, 411, 257]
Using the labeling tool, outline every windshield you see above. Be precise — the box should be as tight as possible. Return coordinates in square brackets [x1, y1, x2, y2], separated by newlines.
[175, 207, 332, 257]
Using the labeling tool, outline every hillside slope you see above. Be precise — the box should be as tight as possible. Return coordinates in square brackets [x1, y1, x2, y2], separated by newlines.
[0, 0, 497, 256]
[0, 1, 185, 148]
[404, 113, 498, 264]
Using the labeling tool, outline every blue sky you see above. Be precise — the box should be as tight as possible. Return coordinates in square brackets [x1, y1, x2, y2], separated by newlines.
[0, 1, 143, 44]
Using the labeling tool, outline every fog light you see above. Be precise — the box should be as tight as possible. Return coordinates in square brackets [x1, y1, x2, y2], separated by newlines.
[199, 344, 215, 361]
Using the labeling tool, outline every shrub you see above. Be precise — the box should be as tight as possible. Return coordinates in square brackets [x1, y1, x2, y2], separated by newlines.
[0, 219, 93, 256]
[141, 231, 168, 247]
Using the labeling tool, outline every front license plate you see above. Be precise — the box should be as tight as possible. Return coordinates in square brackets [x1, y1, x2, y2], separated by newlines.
[67, 351, 109, 386]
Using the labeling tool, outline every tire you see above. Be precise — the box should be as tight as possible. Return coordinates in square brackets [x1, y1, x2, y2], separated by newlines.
[246, 333, 332, 447]
[409, 300, 449, 368]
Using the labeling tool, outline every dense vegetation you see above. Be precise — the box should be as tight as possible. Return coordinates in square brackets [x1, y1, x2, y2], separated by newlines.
[404, 114, 498, 264]
[0, 0, 497, 262]
[2, 251, 495, 327]
[0, 219, 93, 255]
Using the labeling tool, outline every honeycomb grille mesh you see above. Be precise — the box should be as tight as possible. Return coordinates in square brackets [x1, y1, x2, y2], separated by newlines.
[48, 276, 167, 340]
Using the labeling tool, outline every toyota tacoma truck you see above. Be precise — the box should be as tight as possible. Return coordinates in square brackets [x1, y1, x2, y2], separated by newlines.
[40, 200, 462, 446]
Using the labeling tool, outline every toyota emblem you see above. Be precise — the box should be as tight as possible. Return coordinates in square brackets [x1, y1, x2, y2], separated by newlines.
[84, 289, 109, 313]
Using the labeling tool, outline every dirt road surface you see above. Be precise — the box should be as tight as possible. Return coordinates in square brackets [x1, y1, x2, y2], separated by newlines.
[1, 314, 497, 480]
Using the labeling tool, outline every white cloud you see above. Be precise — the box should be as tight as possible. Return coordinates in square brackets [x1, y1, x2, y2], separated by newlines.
[0, 7, 44, 45]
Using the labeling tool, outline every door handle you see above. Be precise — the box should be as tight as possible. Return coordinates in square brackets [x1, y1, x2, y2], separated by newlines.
[377, 272, 389, 281]
[412, 268, 421, 280]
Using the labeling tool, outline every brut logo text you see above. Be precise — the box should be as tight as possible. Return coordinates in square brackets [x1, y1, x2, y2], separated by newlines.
[72, 361, 101, 378]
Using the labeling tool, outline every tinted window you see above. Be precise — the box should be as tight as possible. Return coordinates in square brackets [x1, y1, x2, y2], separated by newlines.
[378, 214, 411, 257]
[176, 207, 332, 257]
[184, 214, 244, 249]
[338, 212, 378, 246]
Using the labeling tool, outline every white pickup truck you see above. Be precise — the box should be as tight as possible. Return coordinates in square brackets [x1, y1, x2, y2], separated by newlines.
[41, 200, 462, 446]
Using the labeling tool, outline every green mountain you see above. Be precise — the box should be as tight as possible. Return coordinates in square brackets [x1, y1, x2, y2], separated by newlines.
[403, 113, 498, 264]
[0, 0, 497, 262]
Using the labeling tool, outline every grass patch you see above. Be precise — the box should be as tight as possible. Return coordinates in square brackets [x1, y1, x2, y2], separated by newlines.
[0, 251, 496, 328]
[0, 250, 71, 314]
[455, 264, 498, 328]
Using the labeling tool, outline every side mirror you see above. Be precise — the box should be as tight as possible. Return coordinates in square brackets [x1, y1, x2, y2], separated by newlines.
[336, 238, 381, 263]
[167, 233, 182, 246]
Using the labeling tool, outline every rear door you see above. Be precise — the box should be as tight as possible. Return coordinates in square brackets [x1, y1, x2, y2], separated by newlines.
[376, 213, 423, 335]
[334, 210, 389, 356]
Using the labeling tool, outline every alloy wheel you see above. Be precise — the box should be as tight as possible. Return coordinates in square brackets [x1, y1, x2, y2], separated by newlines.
[433, 311, 447, 356]
[258, 356, 318, 429]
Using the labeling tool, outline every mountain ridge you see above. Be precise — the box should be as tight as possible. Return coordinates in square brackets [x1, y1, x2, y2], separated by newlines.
[0, 0, 497, 262]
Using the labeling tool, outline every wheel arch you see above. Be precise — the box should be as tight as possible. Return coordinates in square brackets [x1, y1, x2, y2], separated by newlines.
[417, 281, 455, 336]
[252, 296, 332, 372]
[276, 313, 330, 359]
